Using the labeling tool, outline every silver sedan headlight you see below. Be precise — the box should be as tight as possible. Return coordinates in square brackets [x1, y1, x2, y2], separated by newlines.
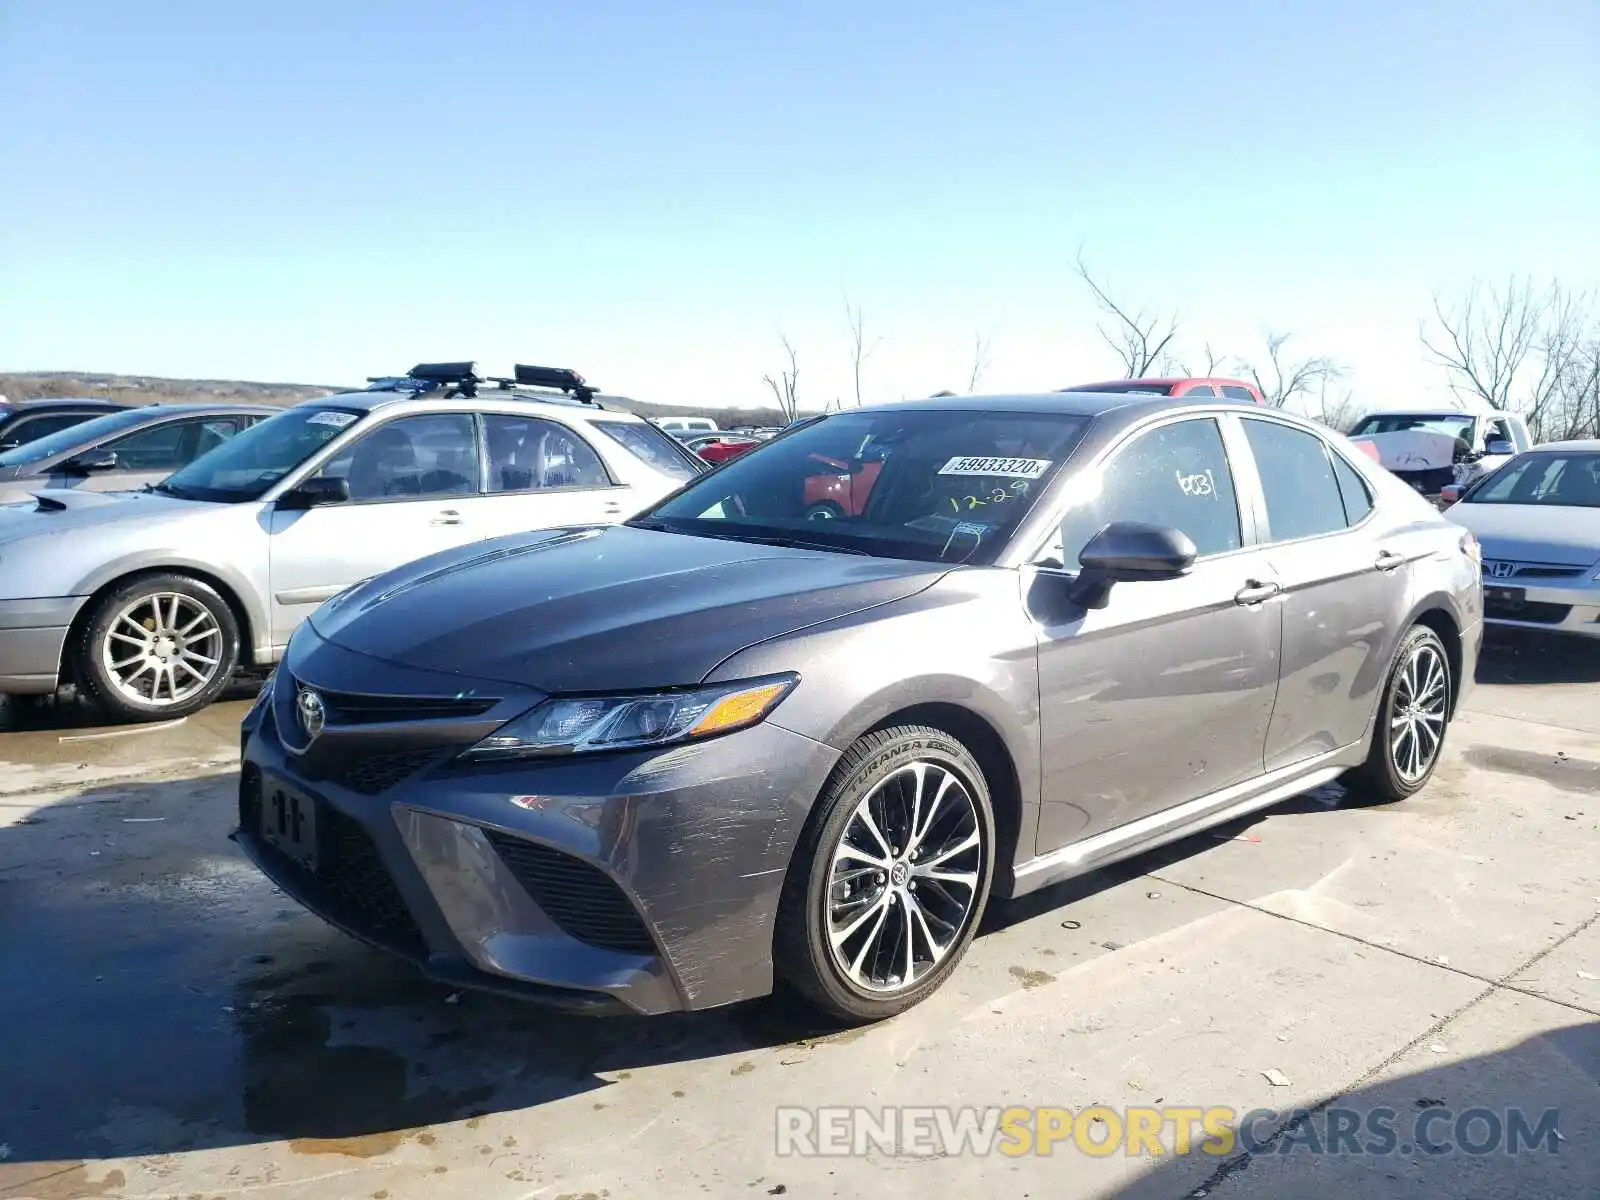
[460, 674, 798, 762]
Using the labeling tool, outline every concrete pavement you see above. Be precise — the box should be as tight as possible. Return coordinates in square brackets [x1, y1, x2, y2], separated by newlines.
[0, 632, 1595, 1199]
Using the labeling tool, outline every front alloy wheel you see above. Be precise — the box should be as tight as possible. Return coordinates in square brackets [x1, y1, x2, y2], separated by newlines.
[827, 762, 983, 991]
[775, 725, 995, 1021]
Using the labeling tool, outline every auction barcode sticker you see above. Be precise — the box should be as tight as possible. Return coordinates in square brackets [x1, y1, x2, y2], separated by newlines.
[938, 456, 1052, 479]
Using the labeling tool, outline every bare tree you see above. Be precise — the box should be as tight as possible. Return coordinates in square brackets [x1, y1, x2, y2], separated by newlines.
[1238, 331, 1343, 409]
[967, 332, 993, 393]
[844, 295, 881, 407]
[760, 334, 801, 422]
[1074, 247, 1179, 378]
[1421, 279, 1597, 439]
[1314, 382, 1362, 433]
[1178, 342, 1226, 378]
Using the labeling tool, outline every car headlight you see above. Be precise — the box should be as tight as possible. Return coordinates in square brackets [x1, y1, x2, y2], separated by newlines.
[460, 673, 798, 762]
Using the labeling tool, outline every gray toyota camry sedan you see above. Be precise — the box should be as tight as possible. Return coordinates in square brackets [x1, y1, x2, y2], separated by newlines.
[236, 392, 1483, 1021]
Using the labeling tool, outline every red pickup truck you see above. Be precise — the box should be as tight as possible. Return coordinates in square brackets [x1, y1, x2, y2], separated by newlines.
[1059, 376, 1266, 405]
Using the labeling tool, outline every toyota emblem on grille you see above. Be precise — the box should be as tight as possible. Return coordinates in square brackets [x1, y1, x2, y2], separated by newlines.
[1485, 561, 1516, 579]
[296, 688, 327, 743]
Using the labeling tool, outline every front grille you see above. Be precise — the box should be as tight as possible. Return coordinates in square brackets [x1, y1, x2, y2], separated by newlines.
[1485, 598, 1572, 624]
[1514, 566, 1585, 579]
[325, 747, 442, 795]
[482, 830, 656, 955]
[1395, 466, 1456, 494]
[240, 766, 427, 957]
[318, 688, 500, 725]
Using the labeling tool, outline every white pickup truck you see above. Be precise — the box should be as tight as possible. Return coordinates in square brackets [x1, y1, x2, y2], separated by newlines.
[1348, 409, 1532, 499]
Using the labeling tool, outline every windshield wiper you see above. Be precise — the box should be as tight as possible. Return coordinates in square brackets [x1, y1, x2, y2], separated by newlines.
[700, 530, 870, 556]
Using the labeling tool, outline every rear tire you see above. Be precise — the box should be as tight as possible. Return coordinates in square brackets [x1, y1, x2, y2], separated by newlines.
[774, 726, 995, 1023]
[1347, 625, 1452, 802]
[74, 574, 241, 722]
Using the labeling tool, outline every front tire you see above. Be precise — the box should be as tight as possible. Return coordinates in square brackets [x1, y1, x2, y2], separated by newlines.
[74, 574, 241, 721]
[1348, 625, 1452, 802]
[774, 726, 996, 1022]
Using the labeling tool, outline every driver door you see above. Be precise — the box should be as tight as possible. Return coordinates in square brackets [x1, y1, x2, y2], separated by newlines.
[1030, 415, 1283, 851]
[265, 412, 483, 648]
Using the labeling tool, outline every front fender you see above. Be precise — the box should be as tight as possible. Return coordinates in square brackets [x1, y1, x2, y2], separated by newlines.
[72, 550, 270, 662]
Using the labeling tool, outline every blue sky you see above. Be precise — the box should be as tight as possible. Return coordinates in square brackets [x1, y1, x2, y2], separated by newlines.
[2, 0, 1596, 411]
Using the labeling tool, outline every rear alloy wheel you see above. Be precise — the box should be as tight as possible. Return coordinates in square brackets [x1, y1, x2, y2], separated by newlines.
[76, 574, 241, 721]
[1349, 625, 1452, 801]
[804, 501, 845, 521]
[775, 726, 995, 1021]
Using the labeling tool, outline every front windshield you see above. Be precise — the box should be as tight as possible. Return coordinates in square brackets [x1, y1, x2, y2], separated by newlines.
[1465, 451, 1600, 508]
[1349, 414, 1475, 440]
[0, 407, 161, 468]
[160, 405, 364, 502]
[632, 408, 1092, 564]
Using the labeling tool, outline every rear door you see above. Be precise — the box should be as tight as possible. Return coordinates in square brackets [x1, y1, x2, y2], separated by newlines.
[1233, 416, 1412, 770]
[1032, 414, 1283, 850]
[265, 412, 484, 647]
[463, 413, 631, 538]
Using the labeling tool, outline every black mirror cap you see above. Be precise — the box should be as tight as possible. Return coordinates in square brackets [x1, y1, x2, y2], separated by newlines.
[1078, 521, 1198, 581]
[279, 476, 351, 510]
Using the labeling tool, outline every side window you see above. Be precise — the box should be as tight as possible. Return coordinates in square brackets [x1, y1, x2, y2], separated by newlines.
[105, 420, 195, 470]
[194, 418, 245, 457]
[1180, 384, 1218, 397]
[1056, 418, 1243, 565]
[10, 413, 95, 445]
[1330, 452, 1373, 524]
[1241, 420, 1348, 541]
[485, 415, 612, 492]
[321, 414, 479, 502]
[1220, 385, 1257, 403]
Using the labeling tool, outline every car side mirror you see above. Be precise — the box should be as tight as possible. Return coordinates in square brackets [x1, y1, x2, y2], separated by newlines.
[1439, 484, 1464, 505]
[65, 448, 119, 474]
[278, 475, 351, 510]
[1484, 439, 1514, 457]
[1070, 521, 1197, 609]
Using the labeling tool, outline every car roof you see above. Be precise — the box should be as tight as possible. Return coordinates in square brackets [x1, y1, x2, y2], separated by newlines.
[1063, 376, 1255, 390]
[115, 402, 281, 419]
[299, 389, 650, 421]
[5, 397, 128, 412]
[851, 390, 1169, 419]
[1519, 438, 1600, 453]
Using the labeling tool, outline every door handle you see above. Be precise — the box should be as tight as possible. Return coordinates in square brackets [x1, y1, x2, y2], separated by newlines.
[431, 509, 463, 526]
[1374, 549, 1404, 572]
[1234, 580, 1281, 606]
[602, 503, 624, 515]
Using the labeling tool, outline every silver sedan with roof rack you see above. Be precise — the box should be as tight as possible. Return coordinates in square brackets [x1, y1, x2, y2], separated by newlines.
[0, 361, 705, 720]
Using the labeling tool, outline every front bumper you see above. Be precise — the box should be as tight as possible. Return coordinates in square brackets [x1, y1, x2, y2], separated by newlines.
[235, 637, 839, 1014]
[1481, 579, 1600, 639]
[0, 596, 85, 694]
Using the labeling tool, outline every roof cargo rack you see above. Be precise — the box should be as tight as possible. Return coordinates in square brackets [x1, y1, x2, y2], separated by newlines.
[365, 361, 482, 396]
[485, 364, 597, 403]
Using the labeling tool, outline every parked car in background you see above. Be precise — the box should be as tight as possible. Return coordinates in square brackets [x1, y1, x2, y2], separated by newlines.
[656, 416, 720, 439]
[0, 397, 128, 452]
[237, 390, 1480, 1020]
[0, 362, 705, 720]
[1443, 441, 1600, 638]
[0, 403, 273, 506]
[1059, 377, 1266, 405]
[684, 433, 761, 464]
[1348, 409, 1532, 500]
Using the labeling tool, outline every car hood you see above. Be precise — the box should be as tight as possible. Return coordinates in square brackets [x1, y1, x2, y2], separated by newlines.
[311, 524, 951, 692]
[1350, 430, 1460, 472]
[1448, 503, 1600, 566]
[0, 487, 219, 544]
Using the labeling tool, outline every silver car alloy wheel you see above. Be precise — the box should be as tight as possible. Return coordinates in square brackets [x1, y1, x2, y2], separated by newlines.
[826, 761, 985, 993]
[1390, 642, 1448, 783]
[101, 592, 224, 707]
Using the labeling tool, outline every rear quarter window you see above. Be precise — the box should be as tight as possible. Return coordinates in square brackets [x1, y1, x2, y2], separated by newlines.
[591, 419, 706, 481]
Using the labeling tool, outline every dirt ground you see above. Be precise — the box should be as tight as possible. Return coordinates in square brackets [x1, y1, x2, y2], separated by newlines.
[1, 633, 1596, 1199]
